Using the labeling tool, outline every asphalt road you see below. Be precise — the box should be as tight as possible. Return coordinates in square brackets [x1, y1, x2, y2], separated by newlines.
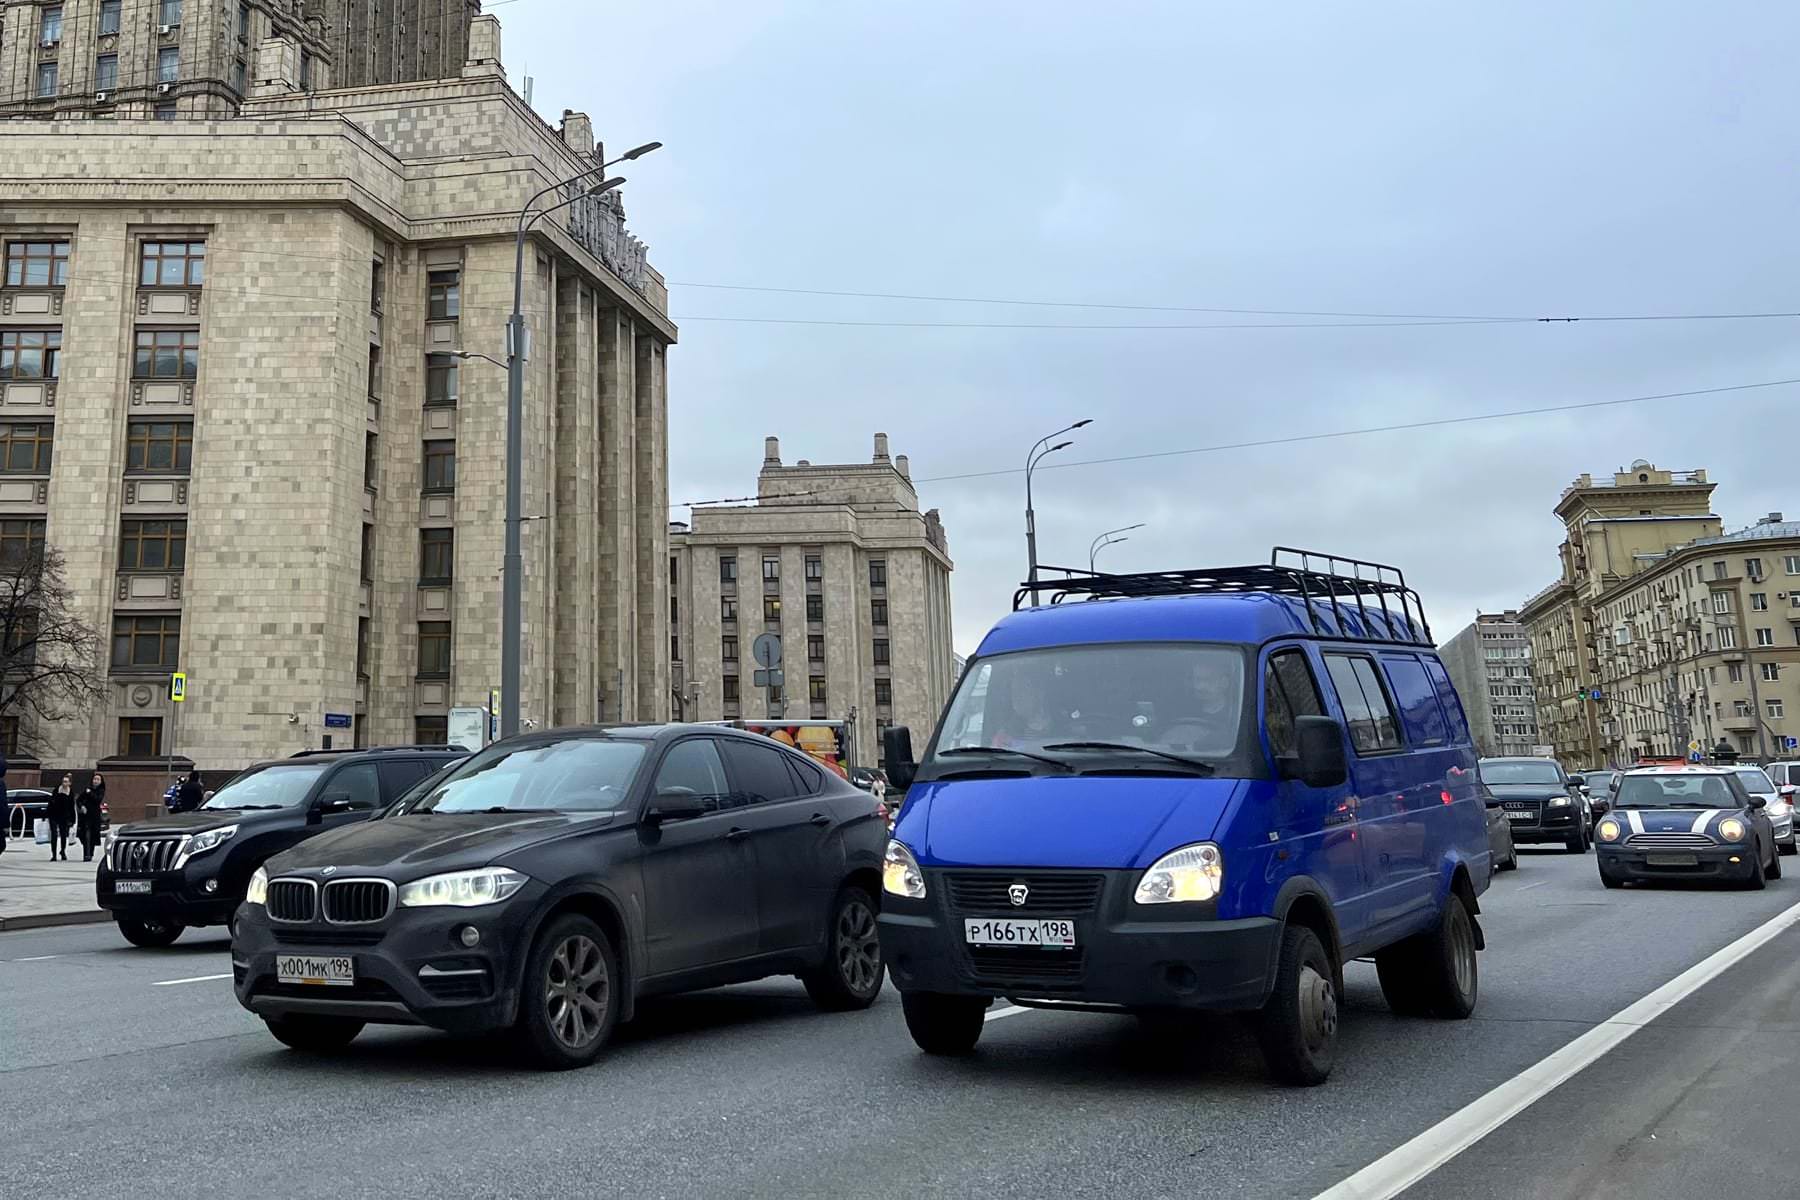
[6, 848, 1800, 1199]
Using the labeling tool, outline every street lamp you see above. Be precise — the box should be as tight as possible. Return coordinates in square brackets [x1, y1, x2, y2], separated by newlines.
[500, 140, 661, 739]
[1088, 523, 1145, 573]
[1024, 419, 1091, 605]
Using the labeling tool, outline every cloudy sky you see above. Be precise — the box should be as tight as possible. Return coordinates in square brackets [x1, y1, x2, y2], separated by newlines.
[505, 1, 1800, 654]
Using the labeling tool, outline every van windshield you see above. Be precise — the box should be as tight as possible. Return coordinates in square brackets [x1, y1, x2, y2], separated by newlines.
[931, 643, 1245, 766]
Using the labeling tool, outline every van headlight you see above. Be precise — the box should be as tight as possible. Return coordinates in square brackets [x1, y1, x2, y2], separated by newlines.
[883, 840, 926, 899]
[397, 868, 528, 908]
[1134, 842, 1223, 905]
[245, 866, 268, 907]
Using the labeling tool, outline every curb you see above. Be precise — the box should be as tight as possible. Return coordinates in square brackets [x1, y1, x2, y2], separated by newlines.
[0, 909, 111, 933]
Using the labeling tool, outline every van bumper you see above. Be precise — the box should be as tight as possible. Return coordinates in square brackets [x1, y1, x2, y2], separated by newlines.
[880, 910, 1281, 1012]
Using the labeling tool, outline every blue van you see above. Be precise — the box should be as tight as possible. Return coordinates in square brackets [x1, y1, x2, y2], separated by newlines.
[877, 549, 1489, 1085]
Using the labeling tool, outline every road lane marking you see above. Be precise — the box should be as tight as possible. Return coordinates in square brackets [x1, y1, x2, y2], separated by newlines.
[1516, 881, 1550, 892]
[1312, 893, 1800, 1200]
[15, 954, 60, 961]
[985, 1004, 1031, 1023]
[152, 972, 232, 987]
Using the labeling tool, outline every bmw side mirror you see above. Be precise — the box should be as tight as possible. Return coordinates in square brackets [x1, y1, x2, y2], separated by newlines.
[646, 788, 707, 824]
[884, 726, 917, 791]
[1285, 716, 1348, 789]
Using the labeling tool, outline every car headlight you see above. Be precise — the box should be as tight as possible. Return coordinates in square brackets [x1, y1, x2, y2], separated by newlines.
[396, 868, 528, 908]
[172, 825, 237, 870]
[1134, 842, 1223, 905]
[1719, 818, 1746, 843]
[1548, 796, 1571, 808]
[245, 866, 268, 907]
[883, 840, 926, 899]
[1596, 819, 1621, 842]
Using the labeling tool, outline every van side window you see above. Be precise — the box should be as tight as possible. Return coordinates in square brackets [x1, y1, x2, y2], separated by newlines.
[1323, 654, 1403, 754]
[1264, 650, 1324, 756]
[1423, 657, 1472, 745]
[1382, 654, 1448, 747]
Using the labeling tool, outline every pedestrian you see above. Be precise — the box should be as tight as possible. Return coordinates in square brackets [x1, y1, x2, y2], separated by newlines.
[47, 773, 75, 861]
[75, 772, 106, 862]
[176, 769, 204, 814]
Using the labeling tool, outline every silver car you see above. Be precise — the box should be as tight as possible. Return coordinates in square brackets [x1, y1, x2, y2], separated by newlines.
[1734, 766, 1794, 854]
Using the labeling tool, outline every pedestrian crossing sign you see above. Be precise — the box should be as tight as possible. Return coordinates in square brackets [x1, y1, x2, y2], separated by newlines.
[170, 672, 186, 703]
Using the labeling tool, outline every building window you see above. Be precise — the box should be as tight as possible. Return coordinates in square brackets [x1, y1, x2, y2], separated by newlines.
[238, 1, 251, 41]
[722, 636, 738, 662]
[762, 556, 780, 581]
[0, 715, 19, 757]
[231, 58, 246, 94]
[418, 622, 451, 678]
[357, 617, 369, 680]
[805, 594, 823, 622]
[92, 53, 119, 92]
[1728, 662, 1744, 683]
[422, 441, 455, 492]
[1753, 593, 1769, 611]
[4, 241, 69, 288]
[768, 683, 784, 709]
[805, 555, 822, 580]
[157, 46, 179, 83]
[1747, 558, 1765, 580]
[119, 519, 185, 571]
[1712, 592, 1731, 614]
[0, 330, 60, 380]
[1719, 625, 1738, 649]
[101, 0, 122, 35]
[112, 614, 180, 670]
[359, 523, 373, 583]
[763, 596, 781, 622]
[874, 678, 892, 706]
[118, 716, 162, 757]
[420, 527, 453, 584]
[425, 355, 459, 405]
[873, 638, 891, 666]
[670, 635, 680, 662]
[1757, 627, 1775, 647]
[869, 560, 887, 588]
[366, 345, 382, 400]
[140, 241, 204, 287]
[1787, 556, 1800, 576]
[1714, 561, 1729, 580]
[41, 7, 63, 44]
[1762, 662, 1781, 682]
[298, 51, 313, 90]
[155, 103, 176, 122]
[370, 259, 385, 314]
[133, 329, 199, 378]
[35, 63, 56, 98]
[809, 676, 827, 704]
[721, 596, 737, 622]
[159, 0, 183, 24]
[0, 519, 45, 566]
[415, 715, 448, 745]
[427, 269, 460, 320]
[871, 598, 888, 626]
[363, 432, 377, 492]
[807, 635, 824, 662]
[1736, 700, 1754, 718]
[1771, 700, 1786, 720]
[669, 555, 678, 585]
[722, 676, 739, 702]
[0, 423, 52, 473]
[719, 555, 737, 584]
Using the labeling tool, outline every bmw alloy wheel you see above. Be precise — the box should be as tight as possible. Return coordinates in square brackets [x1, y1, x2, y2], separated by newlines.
[835, 895, 882, 995]
[544, 933, 610, 1050]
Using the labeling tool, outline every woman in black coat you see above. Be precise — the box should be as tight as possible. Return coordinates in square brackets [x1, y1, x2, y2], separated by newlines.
[75, 772, 106, 862]
[46, 773, 75, 861]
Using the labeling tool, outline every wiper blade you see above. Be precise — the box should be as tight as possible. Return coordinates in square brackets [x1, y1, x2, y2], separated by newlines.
[936, 746, 1070, 771]
[1043, 742, 1217, 774]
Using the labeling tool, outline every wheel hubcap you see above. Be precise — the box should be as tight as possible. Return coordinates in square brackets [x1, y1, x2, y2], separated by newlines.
[835, 899, 881, 994]
[1449, 911, 1475, 997]
[544, 934, 609, 1049]
[1297, 964, 1337, 1053]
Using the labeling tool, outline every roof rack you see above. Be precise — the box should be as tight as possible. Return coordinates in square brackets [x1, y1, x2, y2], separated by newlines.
[1013, 545, 1434, 646]
[288, 744, 470, 758]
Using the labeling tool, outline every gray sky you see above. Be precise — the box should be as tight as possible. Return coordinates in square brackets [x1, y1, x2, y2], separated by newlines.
[506, 1, 1800, 655]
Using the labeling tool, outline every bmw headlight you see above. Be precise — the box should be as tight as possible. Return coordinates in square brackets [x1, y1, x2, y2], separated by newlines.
[1134, 842, 1223, 905]
[245, 866, 268, 907]
[397, 868, 528, 908]
[172, 825, 237, 869]
[1596, 819, 1621, 842]
[883, 840, 926, 899]
[1548, 797, 1572, 808]
[1719, 818, 1746, 843]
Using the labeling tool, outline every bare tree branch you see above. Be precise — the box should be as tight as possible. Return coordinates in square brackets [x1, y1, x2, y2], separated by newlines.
[0, 545, 107, 756]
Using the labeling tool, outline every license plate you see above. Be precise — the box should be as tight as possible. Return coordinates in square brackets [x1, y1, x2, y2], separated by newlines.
[1505, 811, 1533, 821]
[1646, 853, 1698, 867]
[276, 954, 355, 987]
[963, 918, 1077, 948]
[114, 879, 152, 894]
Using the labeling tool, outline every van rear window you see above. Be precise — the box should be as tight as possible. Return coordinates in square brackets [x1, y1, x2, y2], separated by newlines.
[1381, 654, 1448, 747]
[1323, 654, 1402, 754]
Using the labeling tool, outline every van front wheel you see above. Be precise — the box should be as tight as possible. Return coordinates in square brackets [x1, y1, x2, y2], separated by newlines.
[1255, 926, 1338, 1087]
[1376, 896, 1478, 1019]
[901, 992, 987, 1056]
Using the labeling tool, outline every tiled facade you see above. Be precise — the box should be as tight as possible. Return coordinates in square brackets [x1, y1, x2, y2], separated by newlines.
[669, 435, 956, 766]
[0, 15, 674, 771]
[1438, 612, 1540, 758]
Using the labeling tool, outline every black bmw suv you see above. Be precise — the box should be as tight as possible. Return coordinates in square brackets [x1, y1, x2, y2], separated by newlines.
[99, 745, 466, 948]
[232, 724, 888, 1069]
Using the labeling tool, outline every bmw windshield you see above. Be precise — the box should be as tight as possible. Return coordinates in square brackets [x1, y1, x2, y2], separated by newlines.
[403, 736, 648, 814]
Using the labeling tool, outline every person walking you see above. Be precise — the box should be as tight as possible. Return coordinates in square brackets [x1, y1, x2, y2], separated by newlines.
[75, 772, 106, 862]
[47, 773, 75, 861]
[175, 769, 204, 814]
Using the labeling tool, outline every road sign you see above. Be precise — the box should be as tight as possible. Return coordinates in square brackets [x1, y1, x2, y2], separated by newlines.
[1787, 737, 1799, 751]
[449, 707, 487, 750]
[752, 633, 782, 669]
[169, 672, 186, 703]
[1689, 739, 1702, 753]
[1690, 751, 1705, 763]
[752, 669, 784, 688]
[323, 713, 351, 730]
[1590, 689, 1603, 701]
[488, 689, 500, 740]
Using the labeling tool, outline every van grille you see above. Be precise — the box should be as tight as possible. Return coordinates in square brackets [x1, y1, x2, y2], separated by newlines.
[113, 837, 182, 876]
[943, 872, 1105, 914]
[966, 946, 1085, 990]
[323, 880, 392, 925]
[267, 879, 317, 923]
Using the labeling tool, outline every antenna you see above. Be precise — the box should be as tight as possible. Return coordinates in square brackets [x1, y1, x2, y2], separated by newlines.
[524, 73, 534, 106]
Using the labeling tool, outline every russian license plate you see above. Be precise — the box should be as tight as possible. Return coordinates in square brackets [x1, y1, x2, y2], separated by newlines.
[114, 879, 152, 894]
[1505, 810, 1533, 821]
[276, 954, 355, 987]
[1646, 853, 1698, 867]
[963, 918, 1077, 948]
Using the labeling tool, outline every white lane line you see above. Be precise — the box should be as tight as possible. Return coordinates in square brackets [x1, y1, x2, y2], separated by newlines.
[985, 1003, 1031, 1023]
[1516, 881, 1550, 892]
[1313, 894, 1800, 1200]
[151, 972, 232, 987]
[14, 954, 60, 961]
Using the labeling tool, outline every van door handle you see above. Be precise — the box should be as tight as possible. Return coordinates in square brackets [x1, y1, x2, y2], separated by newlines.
[726, 827, 752, 842]
[809, 813, 831, 827]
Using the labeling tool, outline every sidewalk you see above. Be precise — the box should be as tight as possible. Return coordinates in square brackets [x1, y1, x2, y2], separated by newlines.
[0, 840, 108, 931]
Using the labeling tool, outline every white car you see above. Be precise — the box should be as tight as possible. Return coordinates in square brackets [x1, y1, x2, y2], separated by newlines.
[1734, 766, 1795, 854]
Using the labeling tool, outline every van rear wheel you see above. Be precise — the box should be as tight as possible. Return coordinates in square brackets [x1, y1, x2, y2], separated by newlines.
[1375, 896, 1478, 1019]
[901, 992, 987, 1055]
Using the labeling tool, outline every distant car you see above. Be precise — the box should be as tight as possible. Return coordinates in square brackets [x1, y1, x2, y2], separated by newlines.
[1579, 770, 1620, 802]
[1592, 766, 1778, 888]
[1481, 782, 1518, 876]
[1764, 762, 1800, 790]
[1732, 766, 1793, 854]
[5, 788, 51, 841]
[1479, 757, 1588, 852]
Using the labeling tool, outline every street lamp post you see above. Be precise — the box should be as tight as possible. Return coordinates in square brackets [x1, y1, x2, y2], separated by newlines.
[500, 140, 660, 739]
[1024, 419, 1090, 606]
[1088, 522, 1145, 573]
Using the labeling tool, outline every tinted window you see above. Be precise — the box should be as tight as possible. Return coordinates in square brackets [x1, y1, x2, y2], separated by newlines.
[1423, 658, 1472, 745]
[1382, 654, 1448, 747]
[721, 739, 803, 806]
[323, 763, 381, 810]
[412, 737, 647, 813]
[654, 739, 731, 814]
[786, 754, 824, 795]
[200, 762, 330, 809]
[1264, 649, 1323, 757]
[377, 759, 433, 802]
[1323, 654, 1402, 754]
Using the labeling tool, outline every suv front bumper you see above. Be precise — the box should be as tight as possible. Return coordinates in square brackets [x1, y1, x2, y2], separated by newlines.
[97, 861, 237, 927]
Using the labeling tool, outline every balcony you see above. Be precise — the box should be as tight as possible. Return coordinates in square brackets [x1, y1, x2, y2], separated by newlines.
[1722, 714, 1759, 734]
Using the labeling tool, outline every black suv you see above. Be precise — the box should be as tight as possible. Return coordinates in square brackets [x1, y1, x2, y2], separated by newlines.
[98, 745, 466, 948]
[232, 724, 887, 1068]
[1478, 756, 1590, 853]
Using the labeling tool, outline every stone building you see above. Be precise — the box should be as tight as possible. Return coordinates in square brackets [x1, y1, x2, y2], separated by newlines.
[0, 12, 674, 782]
[668, 435, 956, 766]
[1438, 611, 1540, 758]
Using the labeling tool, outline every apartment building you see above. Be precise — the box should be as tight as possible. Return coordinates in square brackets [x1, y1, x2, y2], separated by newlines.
[668, 435, 957, 766]
[0, 13, 674, 774]
[1438, 612, 1540, 757]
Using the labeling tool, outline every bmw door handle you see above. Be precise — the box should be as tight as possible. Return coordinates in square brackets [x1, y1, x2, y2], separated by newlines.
[809, 813, 831, 827]
[726, 827, 752, 842]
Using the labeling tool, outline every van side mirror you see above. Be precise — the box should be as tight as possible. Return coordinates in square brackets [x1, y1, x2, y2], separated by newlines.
[883, 726, 917, 791]
[1283, 716, 1347, 789]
